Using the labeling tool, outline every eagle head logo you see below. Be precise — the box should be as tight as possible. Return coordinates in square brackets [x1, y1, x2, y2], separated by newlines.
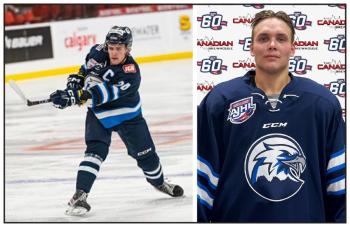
[245, 134, 306, 202]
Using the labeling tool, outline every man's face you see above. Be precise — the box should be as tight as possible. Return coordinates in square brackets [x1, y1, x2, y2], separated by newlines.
[250, 18, 295, 75]
[107, 43, 128, 65]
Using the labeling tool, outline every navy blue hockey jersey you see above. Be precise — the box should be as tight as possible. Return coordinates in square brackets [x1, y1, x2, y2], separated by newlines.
[85, 56, 142, 129]
[78, 43, 142, 129]
[197, 70, 345, 222]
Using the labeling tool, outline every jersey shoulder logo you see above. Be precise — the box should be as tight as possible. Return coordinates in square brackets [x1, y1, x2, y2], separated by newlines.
[123, 64, 137, 73]
[227, 96, 256, 124]
[244, 133, 306, 202]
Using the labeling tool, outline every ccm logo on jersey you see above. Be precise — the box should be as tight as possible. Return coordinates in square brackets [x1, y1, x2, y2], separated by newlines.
[123, 64, 136, 73]
[263, 122, 288, 128]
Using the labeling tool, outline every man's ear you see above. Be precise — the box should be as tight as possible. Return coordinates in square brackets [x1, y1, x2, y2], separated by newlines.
[290, 42, 296, 57]
[250, 43, 255, 57]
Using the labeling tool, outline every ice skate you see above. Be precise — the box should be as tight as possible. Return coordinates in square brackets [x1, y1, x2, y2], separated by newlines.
[155, 181, 184, 197]
[65, 190, 91, 216]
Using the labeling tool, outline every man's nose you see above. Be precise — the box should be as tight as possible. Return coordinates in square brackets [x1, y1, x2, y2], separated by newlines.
[268, 39, 277, 49]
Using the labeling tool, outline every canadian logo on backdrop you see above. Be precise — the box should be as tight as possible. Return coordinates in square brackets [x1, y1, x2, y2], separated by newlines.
[197, 12, 228, 30]
[197, 36, 233, 51]
[197, 56, 227, 75]
[197, 81, 215, 92]
[289, 12, 312, 30]
[239, 37, 252, 51]
[324, 79, 345, 98]
[293, 37, 319, 51]
[289, 56, 312, 75]
[317, 59, 345, 74]
[233, 58, 256, 70]
[324, 35, 346, 53]
[243, 4, 265, 9]
[232, 14, 254, 26]
[317, 15, 345, 30]
[64, 32, 97, 51]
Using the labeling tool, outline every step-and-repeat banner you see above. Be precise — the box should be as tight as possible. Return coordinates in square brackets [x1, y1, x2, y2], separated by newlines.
[196, 4, 345, 117]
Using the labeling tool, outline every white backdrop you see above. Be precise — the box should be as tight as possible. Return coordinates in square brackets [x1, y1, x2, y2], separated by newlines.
[196, 4, 345, 117]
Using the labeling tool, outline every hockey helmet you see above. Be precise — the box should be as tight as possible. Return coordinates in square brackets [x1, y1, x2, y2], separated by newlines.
[105, 26, 133, 49]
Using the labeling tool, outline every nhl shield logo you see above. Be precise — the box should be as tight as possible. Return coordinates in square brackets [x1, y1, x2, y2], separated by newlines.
[227, 97, 256, 124]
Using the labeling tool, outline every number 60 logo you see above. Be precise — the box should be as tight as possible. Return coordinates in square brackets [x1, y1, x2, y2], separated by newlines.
[288, 12, 312, 30]
[289, 56, 312, 75]
[197, 12, 227, 30]
[197, 56, 227, 75]
[324, 35, 346, 53]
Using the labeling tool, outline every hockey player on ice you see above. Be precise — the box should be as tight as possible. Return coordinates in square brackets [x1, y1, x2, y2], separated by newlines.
[50, 26, 184, 216]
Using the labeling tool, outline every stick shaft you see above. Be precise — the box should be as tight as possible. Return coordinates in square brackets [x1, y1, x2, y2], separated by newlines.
[8, 80, 52, 106]
[8, 80, 28, 103]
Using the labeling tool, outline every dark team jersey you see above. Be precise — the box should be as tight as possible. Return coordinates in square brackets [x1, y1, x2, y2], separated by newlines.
[197, 70, 345, 222]
[86, 56, 141, 129]
[79, 44, 142, 129]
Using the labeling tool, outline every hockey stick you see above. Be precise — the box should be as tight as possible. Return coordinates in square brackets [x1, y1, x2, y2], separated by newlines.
[8, 80, 51, 106]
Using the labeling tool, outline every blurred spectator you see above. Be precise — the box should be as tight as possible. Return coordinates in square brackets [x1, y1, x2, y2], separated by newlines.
[62, 5, 74, 20]
[51, 5, 62, 21]
[5, 8, 16, 26]
[32, 5, 51, 22]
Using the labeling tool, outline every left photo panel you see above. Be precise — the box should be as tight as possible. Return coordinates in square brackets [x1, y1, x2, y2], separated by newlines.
[4, 4, 193, 222]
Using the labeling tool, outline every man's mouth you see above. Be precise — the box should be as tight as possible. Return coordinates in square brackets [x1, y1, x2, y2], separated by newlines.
[264, 55, 280, 59]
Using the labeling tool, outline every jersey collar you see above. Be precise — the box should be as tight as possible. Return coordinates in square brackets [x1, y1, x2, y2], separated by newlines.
[243, 70, 298, 95]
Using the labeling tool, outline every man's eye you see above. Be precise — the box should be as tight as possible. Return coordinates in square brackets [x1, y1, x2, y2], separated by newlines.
[258, 37, 268, 42]
[278, 38, 287, 42]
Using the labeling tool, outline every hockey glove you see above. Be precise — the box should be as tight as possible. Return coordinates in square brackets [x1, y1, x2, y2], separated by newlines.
[67, 74, 85, 90]
[50, 89, 90, 109]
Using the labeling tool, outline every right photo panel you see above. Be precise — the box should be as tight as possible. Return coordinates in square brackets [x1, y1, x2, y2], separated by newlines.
[196, 4, 345, 223]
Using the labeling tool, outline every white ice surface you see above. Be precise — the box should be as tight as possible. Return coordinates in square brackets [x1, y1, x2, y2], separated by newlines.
[5, 59, 193, 222]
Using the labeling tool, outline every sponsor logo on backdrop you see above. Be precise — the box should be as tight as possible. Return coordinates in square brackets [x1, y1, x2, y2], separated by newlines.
[131, 25, 160, 41]
[179, 15, 191, 31]
[233, 58, 256, 70]
[243, 4, 265, 9]
[232, 14, 254, 26]
[317, 60, 345, 74]
[64, 32, 96, 51]
[197, 12, 227, 30]
[294, 37, 319, 51]
[197, 56, 227, 75]
[197, 81, 215, 92]
[289, 56, 312, 75]
[5, 26, 53, 63]
[324, 79, 345, 98]
[197, 37, 233, 51]
[317, 15, 345, 30]
[324, 35, 345, 53]
[239, 37, 252, 51]
[289, 12, 312, 30]
[328, 4, 346, 9]
[5, 34, 43, 49]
